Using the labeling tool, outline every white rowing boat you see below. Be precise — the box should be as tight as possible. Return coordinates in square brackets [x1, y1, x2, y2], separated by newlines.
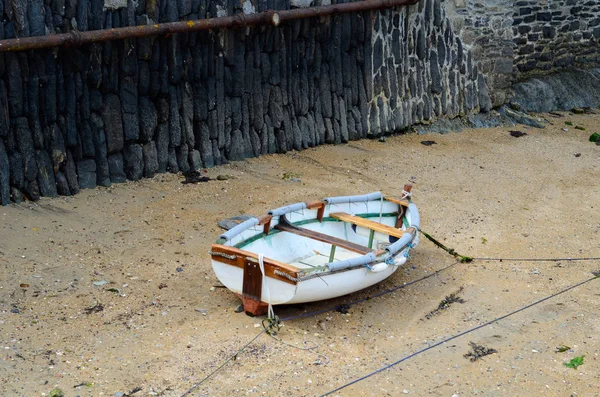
[210, 186, 420, 315]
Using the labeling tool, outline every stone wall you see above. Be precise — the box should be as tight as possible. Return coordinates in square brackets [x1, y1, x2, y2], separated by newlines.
[370, 0, 490, 135]
[0, 0, 484, 205]
[446, 0, 515, 106]
[447, 0, 600, 107]
[512, 0, 600, 77]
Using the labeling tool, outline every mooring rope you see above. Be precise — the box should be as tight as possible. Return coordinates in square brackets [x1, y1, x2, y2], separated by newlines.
[418, 230, 600, 264]
[319, 272, 600, 396]
[267, 334, 330, 366]
[280, 260, 461, 322]
[181, 228, 600, 397]
[179, 327, 269, 397]
[258, 253, 276, 322]
[473, 256, 600, 262]
[178, 258, 460, 397]
[418, 228, 473, 263]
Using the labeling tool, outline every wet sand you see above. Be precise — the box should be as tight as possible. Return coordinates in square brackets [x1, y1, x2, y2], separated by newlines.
[1, 111, 599, 396]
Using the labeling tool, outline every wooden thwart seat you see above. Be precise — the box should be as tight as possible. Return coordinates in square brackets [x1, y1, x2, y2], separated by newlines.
[329, 212, 406, 238]
[274, 216, 371, 255]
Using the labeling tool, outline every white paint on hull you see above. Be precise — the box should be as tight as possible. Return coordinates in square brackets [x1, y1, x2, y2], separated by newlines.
[212, 260, 297, 304]
[212, 257, 399, 304]
[290, 264, 398, 303]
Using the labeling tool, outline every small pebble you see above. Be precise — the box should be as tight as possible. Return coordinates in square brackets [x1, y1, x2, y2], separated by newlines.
[10, 308, 20, 314]
[176, 267, 183, 273]
[318, 320, 327, 331]
[234, 305, 244, 313]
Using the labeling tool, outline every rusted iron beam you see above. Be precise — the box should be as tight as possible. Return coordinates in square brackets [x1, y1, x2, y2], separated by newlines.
[0, 0, 419, 53]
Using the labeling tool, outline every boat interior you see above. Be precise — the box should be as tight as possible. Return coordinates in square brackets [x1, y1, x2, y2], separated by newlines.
[236, 210, 408, 272]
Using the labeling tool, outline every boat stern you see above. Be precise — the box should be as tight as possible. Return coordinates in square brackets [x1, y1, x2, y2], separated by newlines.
[210, 244, 300, 315]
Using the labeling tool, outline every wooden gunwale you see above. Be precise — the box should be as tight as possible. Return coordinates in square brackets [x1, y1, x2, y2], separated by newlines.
[305, 201, 325, 210]
[210, 244, 299, 285]
[306, 200, 326, 222]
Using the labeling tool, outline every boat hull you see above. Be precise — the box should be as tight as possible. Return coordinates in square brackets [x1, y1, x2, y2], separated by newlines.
[290, 263, 399, 303]
[212, 258, 400, 305]
[210, 189, 419, 315]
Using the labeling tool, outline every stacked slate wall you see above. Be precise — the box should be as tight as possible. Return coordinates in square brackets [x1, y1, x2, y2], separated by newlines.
[0, 0, 484, 205]
[370, 0, 489, 134]
[445, 0, 514, 106]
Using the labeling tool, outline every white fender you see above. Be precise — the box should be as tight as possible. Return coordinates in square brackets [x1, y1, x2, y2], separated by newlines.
[394, 256, 407, 266]
[369, 262, 389, 273]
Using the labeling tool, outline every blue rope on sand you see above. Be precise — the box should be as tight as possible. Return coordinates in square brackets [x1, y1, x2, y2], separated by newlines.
[319, 273, 600, 396]
[180, 225, 600, 397]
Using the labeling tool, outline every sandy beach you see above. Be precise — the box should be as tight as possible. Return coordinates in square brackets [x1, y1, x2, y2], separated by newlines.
[1, 111, 599, 396]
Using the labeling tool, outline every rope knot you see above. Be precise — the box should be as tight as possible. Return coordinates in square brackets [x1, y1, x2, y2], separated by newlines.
[403, 244, 414, 259]
[262, 315, 281, 335]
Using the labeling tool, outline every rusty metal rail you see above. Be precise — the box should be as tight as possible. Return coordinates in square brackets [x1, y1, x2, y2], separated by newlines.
[0, 0, 418, 53]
